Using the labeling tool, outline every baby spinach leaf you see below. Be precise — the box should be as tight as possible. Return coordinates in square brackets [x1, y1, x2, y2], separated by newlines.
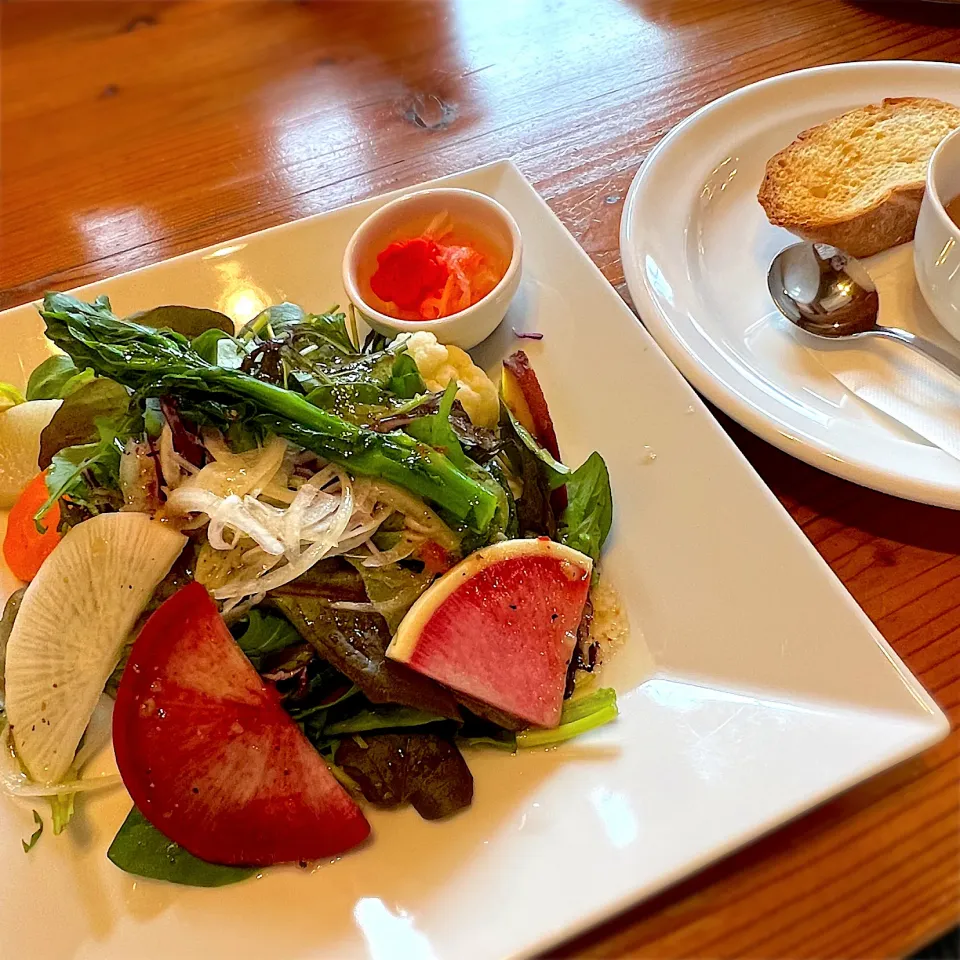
[335, 733, 473, 820]
[231, 609, 302, 670]
[38, 378, 131, 469]
[0, 382, 25, 412]
[26, 355, 94, 401]
[125, 305, 234, 338]
[22, 810, 43, 853]
[108, 807, 256, 886]
[558, 452, 613, 564]
[389, 352, 426, 399]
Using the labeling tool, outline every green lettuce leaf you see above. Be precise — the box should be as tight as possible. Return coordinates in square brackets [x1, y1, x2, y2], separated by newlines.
[557, 452, 613, 564]
[460, 689, 619, 752]
[49, 792, 75, 835]
[231, 609, 302, 670]
[38, 378, 131, 469]
[37, 406, 143, 526]
[322, 704, 447, 736]
[345, 558, 434, 634]
[125, 305, 234, 338]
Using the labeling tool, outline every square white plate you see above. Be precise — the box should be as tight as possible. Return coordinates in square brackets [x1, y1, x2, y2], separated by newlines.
[0, 160, 947, 960]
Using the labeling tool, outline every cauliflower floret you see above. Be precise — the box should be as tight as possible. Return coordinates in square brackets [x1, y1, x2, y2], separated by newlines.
[401, 331, 499, 428]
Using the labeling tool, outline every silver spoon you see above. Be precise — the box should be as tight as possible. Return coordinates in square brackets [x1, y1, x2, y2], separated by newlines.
[767, 241, 960, 378]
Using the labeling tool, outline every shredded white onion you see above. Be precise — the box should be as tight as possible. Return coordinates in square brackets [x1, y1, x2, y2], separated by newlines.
[361, 536, 420, 567]
[190, 432, 287, 498]
[328, 600, 379, 613]
[359, 481, 459, 553]
[169, 433, 461, 610]
[158, 424, 199, 491]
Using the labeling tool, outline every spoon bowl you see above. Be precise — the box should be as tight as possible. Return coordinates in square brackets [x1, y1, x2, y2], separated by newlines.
[767, 242, 879, 336]
[767, 242, 960, 379]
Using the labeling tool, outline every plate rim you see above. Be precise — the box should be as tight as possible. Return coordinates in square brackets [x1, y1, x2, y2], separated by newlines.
[620, 59, 960, 510]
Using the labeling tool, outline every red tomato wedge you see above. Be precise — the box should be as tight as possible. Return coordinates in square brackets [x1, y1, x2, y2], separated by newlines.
[3, 472, 61, 581]
[113, 582, 370, 866]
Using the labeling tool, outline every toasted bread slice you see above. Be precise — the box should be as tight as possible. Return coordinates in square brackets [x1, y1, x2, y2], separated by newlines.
[758, 97, 960, 257]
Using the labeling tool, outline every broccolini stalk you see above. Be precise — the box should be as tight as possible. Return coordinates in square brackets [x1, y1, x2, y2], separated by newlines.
[515, 688, 619, 748]
[40, 294, 497, 532]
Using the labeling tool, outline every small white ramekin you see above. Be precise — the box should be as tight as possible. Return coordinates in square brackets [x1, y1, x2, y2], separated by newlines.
[914, 127, 960, 340]
[342, 187, 522, 350]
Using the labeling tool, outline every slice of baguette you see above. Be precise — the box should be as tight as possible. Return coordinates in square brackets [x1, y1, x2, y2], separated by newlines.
[758, 97, 960, 258]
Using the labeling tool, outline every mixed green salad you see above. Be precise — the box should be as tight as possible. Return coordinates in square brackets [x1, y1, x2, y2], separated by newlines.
[0, 293, 618, 885]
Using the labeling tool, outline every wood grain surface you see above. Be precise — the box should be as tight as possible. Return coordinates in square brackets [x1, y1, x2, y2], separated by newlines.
[2, 1, 959, 957]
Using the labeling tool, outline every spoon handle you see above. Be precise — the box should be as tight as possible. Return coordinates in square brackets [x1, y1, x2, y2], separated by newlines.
[872, 327, 960, 380]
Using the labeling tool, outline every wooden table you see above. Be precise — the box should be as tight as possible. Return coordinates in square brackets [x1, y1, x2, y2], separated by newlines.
[3, 1, 959, 956]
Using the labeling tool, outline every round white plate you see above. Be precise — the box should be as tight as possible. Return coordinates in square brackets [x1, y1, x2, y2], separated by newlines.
[621, 60, 960, 508]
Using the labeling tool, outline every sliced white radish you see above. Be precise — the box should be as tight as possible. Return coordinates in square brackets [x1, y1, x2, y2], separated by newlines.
[0, 400, 62, 507]
[4, 512, 186, 783]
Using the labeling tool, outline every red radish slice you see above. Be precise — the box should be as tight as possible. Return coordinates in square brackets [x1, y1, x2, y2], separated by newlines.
[113, 582, 369, 866]
[387, 539, 592, 728]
